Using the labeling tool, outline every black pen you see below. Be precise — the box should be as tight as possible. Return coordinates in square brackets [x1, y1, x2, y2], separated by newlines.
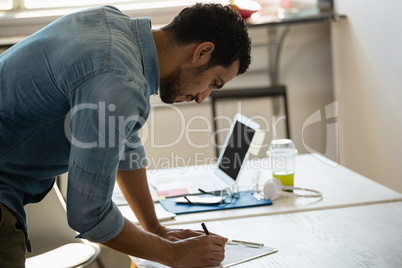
[201, 222, 210, 235]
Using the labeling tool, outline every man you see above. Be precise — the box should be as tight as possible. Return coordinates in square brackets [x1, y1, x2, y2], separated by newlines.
[0, 3, 251, 267]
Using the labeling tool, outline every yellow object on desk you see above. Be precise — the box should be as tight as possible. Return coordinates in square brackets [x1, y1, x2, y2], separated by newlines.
[273, 172, 294, 188]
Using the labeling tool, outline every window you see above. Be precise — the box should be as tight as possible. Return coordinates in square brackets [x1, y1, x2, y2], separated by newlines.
[0, 0, 215, 39]
[1, 0, 143, 10]
[0, 0, 12, 10]
[25, 0, 138, 9]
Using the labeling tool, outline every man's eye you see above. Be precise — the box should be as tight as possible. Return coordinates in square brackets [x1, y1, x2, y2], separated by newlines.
[211, 80, 223, 90]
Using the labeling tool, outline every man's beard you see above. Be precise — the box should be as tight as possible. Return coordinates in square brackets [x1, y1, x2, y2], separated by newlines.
[159, 68, 184, 104]
[158, 64, 208, 104]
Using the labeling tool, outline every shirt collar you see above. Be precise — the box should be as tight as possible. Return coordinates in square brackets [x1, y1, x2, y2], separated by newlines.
[133, 18, 159, 95]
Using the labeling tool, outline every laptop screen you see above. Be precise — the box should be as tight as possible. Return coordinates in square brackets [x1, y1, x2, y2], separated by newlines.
[218, 120, 256, 180]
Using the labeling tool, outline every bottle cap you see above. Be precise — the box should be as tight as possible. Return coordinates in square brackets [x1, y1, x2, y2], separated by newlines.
[267, 139, 298, 156]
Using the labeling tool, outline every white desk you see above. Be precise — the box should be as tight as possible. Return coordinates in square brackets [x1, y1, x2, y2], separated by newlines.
[142, 154, 402, 226]
[125, 154, 402, 267]
[136, 201, 402, 267]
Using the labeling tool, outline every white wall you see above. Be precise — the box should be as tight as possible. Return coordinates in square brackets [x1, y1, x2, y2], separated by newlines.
[279, 22, 335, 159]
[332, 0, 402, 193]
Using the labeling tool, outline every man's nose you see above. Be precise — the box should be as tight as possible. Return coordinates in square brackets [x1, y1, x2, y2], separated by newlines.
[195, 91, 211, 104]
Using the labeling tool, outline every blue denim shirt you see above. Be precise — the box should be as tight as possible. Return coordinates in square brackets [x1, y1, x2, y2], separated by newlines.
[0, 6, 159, 249]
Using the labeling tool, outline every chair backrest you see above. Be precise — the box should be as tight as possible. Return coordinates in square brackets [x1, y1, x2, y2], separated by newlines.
[25, 184, 78, 257]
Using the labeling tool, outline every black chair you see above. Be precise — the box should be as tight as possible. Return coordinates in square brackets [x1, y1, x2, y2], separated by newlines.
[209, 85, 290, 157]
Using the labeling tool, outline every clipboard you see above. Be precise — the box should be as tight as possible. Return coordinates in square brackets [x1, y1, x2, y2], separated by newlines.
[222, 240, 278, 267]
[159, 192, 272, 215]
[136, 239, 278, 268]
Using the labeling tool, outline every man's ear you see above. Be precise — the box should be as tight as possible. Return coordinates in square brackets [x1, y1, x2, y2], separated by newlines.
[192, 42, 215, 64]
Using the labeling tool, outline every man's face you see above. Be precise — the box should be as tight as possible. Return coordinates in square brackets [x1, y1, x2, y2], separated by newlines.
[159, 61, 240, 104]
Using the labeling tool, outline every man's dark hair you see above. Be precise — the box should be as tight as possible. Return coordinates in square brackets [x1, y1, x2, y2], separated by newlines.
[162, 3, 252, 75]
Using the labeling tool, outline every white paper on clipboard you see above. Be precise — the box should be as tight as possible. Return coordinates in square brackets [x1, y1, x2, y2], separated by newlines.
[222, 242, 277, 267]
[136, 240, 278, 268]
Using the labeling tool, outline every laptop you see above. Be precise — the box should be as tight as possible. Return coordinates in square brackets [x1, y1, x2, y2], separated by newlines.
[149, 113, 260, 197]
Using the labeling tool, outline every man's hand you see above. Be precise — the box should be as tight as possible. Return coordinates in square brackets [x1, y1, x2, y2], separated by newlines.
[115, 169, 227, 267]
[154, 225, 228, 267]
[169, 234, 228, 268]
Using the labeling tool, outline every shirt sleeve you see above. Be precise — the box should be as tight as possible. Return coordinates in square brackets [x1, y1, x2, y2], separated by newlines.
[65, 72, 149, 243]
[118, 132, 148, 170]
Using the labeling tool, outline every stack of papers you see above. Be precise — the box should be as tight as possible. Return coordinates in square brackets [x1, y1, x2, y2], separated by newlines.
[113, 182, 176, 222]
[119, 205, 176, 223]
